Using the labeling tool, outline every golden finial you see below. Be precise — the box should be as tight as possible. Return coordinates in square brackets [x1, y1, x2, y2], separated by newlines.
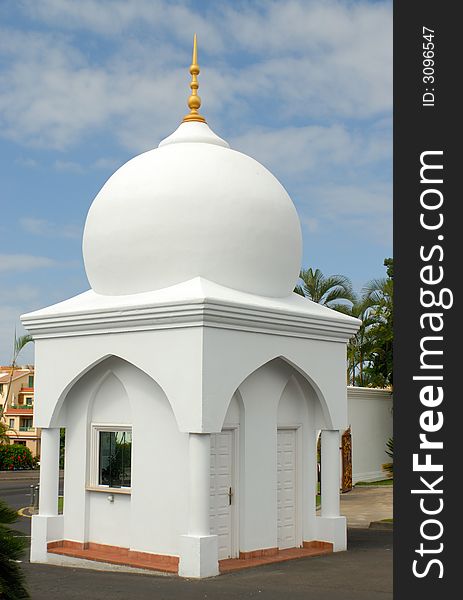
[182, 34, 206, 123]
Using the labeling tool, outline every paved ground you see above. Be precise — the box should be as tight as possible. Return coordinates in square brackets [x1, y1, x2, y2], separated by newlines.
[0, 475, 64, 535]
[341, 486, 393, 528]
[1, 479, 393, 599]
[21, 528, 392, 600]
[0, 478, 40, 535]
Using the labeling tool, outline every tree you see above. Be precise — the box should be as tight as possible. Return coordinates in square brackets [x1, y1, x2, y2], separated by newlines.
[333, 258, 393, 387]
[0, 499, 30, 599]
[295, 268, 355, 308]
[295, 260, 393, 388]
[384, 257, 393, 279]
[361, 260, 393, 387]
[334, 295, 377, 386]
[0, 422, 13, 445]
[0, 333, 33, 420]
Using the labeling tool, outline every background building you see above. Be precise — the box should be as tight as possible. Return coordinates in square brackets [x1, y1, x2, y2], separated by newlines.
[0, 366, 41, 456]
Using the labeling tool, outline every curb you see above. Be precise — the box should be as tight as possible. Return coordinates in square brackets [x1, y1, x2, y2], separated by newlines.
[0, 473, 40, 481]
[0, 469, 63, 481]
[17, 506, 35, 518]
[369, 520, 393, 530]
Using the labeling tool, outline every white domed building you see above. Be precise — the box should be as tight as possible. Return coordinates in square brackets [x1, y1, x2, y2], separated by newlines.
[22, 38, 360, 578]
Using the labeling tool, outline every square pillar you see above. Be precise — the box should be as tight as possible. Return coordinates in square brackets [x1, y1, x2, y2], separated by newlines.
[316, 429, 346, 551]
[178, 433, 219, 578]
[30, 427, 63, 562]
[321, 429, 340, 518]
[38, 428, 60, 516]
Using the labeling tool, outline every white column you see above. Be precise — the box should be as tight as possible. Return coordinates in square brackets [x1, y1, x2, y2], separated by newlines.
[179, 432, 218, 578]
[38, 428, 60, 516]
[188, 433, 211, 536]
[321, 430, 340, 518]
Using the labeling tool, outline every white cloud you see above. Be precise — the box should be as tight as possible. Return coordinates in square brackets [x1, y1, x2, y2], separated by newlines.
[0, 1, 392, 152]
[298, 182, 392, 245]
[20, 0, 226, 49]
[301, 216, 319, 233]
[15, 157, 38, 168]
[231, 121, 391, 181]
[92, 157, 123, 170]
[315, 183, 392, 218]
[0, 285, 40, 304]
[20, 217, 81, 240]
[0, 254, 57, 272]
[54, 159, 84, 173]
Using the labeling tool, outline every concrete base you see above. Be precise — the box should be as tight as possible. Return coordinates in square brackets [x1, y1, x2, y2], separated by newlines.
[30, 514, 64, 562]
[178, 534, 219, 578]
[314, 516, 347, 551]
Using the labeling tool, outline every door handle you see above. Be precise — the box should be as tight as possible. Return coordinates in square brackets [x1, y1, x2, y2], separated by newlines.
[228, 487, 233, 506]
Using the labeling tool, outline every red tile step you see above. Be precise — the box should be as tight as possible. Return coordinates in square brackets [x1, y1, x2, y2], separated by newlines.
[47, 540, 332, 575]
[219, 541, 333, 573]
[47, 541, 178, 573]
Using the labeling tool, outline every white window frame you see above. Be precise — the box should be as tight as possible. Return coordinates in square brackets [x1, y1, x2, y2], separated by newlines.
[88, 423, 132, 494]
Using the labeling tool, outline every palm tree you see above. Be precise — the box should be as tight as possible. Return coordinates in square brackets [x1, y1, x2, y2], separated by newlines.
[0, 333, 33, 420]
[338, 274, 393, 387]
[363, 277, 393, 314]
[296, 268, 355, 308]
[361, 276, 393, 387]
[334, 295, 378, 386]
[0, 499, 30, 599]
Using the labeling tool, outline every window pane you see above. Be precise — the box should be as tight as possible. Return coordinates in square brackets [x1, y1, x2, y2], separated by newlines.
[98, 430, 132, 488]
[116, 431, 132, 487]
[99, 431, 113, 486]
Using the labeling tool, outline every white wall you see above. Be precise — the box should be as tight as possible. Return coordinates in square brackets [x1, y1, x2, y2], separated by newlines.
[347, 387, 393, 483]
[278, 374, 318, 543]
[34, 323, 350, 436]
[233, 360, 324, 552]
[61, 356, 189, 556]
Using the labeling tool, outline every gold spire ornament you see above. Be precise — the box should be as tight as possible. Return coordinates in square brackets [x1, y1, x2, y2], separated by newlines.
[182, 34, 206, 123]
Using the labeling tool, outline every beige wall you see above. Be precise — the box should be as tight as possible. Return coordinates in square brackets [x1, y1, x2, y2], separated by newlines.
[1, 368, 40, 457]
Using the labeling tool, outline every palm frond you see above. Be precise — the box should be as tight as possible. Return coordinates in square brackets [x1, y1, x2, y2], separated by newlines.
[13, 335, 33, 361]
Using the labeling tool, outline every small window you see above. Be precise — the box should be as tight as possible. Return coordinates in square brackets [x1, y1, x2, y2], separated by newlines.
[20, 418, 33, 431]
[9, 419, 15, 429]
[0, 384, 4, 395]
[26, 397, 33, 405]
[90, 425, 132, 490]
[99, 430, 132, 487]
[28, 375, 34, 388]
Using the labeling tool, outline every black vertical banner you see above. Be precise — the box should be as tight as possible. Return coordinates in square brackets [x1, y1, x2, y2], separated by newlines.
[394, 1, 459, 598]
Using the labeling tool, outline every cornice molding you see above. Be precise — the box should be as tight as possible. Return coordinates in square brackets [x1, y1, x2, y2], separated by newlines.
[347, 386, 393, 399]
[22, 298, 359, 344]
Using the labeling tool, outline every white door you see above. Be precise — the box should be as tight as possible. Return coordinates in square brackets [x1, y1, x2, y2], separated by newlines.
[277, 428, 297, 549]
[210, 430, 234, 559]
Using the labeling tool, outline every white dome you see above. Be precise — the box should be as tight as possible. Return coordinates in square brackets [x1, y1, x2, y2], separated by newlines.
[83, 122, 302, 298]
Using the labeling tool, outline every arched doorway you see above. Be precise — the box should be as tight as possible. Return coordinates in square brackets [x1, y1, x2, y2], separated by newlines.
[210, 392, 242, 559]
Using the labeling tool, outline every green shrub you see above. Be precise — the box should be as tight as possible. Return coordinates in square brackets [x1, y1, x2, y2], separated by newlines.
[0, 498, 30, 599]
[0, 445, 34, 471]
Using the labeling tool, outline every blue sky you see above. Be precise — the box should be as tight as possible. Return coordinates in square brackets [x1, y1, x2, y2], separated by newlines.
[0, 0, 392, 364]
